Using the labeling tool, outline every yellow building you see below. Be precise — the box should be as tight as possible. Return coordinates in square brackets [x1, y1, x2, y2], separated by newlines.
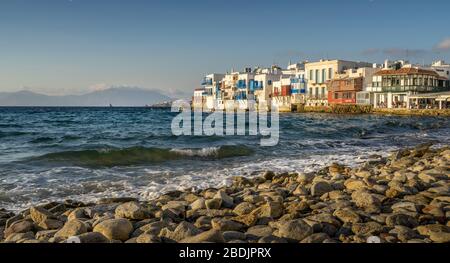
[305, 59, 372, 106]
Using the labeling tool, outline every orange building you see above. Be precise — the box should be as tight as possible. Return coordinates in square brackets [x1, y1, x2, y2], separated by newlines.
[327, 77, 363, 104]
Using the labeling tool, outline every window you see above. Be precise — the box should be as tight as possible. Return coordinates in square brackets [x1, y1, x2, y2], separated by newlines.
[322, 87, 326, 96]
[315, 70, 319, 83]
[268, 80, 272, 85]
[309, 70, 313, 81]
[309, 88, 313, 95]
[334, 93, 339, 99]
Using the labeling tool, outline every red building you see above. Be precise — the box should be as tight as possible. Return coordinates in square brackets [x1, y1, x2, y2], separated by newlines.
[327, 76, 363, 104]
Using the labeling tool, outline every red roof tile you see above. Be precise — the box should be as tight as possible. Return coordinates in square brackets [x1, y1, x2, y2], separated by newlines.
[375, 68, 439, 77]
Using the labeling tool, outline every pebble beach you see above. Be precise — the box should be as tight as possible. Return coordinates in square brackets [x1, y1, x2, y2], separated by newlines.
[1, 143, 449, 243]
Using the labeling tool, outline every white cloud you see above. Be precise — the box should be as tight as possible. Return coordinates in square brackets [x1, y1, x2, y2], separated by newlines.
[88, 83, 110, 92]
[435, 37, 450, 52]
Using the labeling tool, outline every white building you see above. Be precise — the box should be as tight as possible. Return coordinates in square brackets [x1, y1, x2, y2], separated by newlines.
[201, 73, 225, 111]
[305, 59, 372, 106]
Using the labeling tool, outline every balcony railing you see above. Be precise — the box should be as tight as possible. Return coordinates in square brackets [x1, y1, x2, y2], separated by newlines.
[201, 78, 213, 86]
[236, 80, 247, 89]
[381, 85, 448, 93]
[249, 80, 263, 90]
[291, 88, 306, 94]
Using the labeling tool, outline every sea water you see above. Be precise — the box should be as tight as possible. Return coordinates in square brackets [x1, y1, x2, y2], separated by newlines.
[0, 107, 449, 210]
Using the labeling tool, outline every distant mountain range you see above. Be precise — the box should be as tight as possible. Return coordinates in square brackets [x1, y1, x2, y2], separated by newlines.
[0, 87, 172, 106]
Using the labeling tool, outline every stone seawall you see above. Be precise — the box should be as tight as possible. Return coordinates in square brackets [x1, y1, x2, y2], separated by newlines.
[1, 144, 449, 243]
[293, 104, 450, 116]
[373, 108, 450, 117]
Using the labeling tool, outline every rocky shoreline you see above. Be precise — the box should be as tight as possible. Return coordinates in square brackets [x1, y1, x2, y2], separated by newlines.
[1, 144, 449, 243]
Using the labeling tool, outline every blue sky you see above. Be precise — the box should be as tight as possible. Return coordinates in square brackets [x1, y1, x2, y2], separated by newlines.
[1, 0, 450, 97]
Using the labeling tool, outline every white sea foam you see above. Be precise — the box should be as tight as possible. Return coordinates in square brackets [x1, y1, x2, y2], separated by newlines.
[0, 147, 394, 211]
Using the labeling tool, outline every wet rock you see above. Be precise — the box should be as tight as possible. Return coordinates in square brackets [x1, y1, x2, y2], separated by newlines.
[4, 220, 35, 238]
[67, 208, 89, 221]
[232, 202, 256, 216]
[97, 197, 138, 204]
[245, 225, 273, 238]
[351, 190, 381, 213]
[300, 233, 330, 243]
[389, 226, 419, 242]
[54, 219, 88, 238]
[214, 190, 234, 208]
[223, 231, 246, 241]
[115, 201, 148, 220]
[179, 229, 225, 243]
[344, 179, 367, 191]
[205, 198, 222, 209]
[231, 213, 258, 227]
[160, 221, 202, 241]
[190, 198, 206, 211]
[429, 231, 450, 243]
[30, 207, 55, 225]
[296, 173, 314, 184]
[36, 230, 58, 241]
[333, 209, 361, 224]
[311, 181, 333, 197]
[136, 233, 161, 243]
[5, 232, 35, 242]
[263, 171, 275, 180]
[93, 218, 133, 241]
[76, 232, 110, 243]
[276, 219, 313, 241]
[253, 201, 284, 219]
[194, 216, 212, 230]
[38, 219, 64, 230]
[416, 224, 450, 236]
[211, 218, 244, 232]
[258, 235, 288, 243]
[386, 214, 418, 228]
[351, 222, 384, 236]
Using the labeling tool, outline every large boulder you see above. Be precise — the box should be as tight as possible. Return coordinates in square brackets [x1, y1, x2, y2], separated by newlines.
[311, 181, 333, 197]
[115, 202, 148, 220]
[93, 218, 133, 241]
[214, 190, 234, 208]
[276, 219, 313, 241]
[159, 221, 202, 242]
[253, 202, 284, 219]
[4, 220, 35, 238]
[351, 190, 381, 213]
[54, 219, 88, 238]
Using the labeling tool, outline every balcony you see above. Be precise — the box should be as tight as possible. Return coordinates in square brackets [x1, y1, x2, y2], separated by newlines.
[249, 80, 263, 90]
[201, 78, 213, 86]
[291, 88, 306, 94]
[381, 85, 448, 93]
[236, 80, 247, 89]
[235, 94, 247, 100]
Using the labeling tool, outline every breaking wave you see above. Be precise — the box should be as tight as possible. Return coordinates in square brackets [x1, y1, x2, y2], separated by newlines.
[31, 145, 253, 167]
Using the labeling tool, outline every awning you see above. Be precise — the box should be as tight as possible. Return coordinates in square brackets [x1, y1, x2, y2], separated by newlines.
[408, 91, 450, 100]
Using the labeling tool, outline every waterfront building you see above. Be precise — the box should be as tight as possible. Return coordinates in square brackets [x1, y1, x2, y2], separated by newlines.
[269, 63, 308, 111]
[370, 66, 449, 109]
[201, 73, 225, 111]
[192, 88, 206, 110]
[220, 71, 239, 110]
[305, 59, 372, 106]
[253, 66, 282, 110]
[430, 60, 450, 80]
[235, 68, 256, 110]
[329, 67, 381, 105]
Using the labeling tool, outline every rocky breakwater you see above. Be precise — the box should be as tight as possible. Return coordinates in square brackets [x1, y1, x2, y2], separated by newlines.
[1, 144, 449, 243]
